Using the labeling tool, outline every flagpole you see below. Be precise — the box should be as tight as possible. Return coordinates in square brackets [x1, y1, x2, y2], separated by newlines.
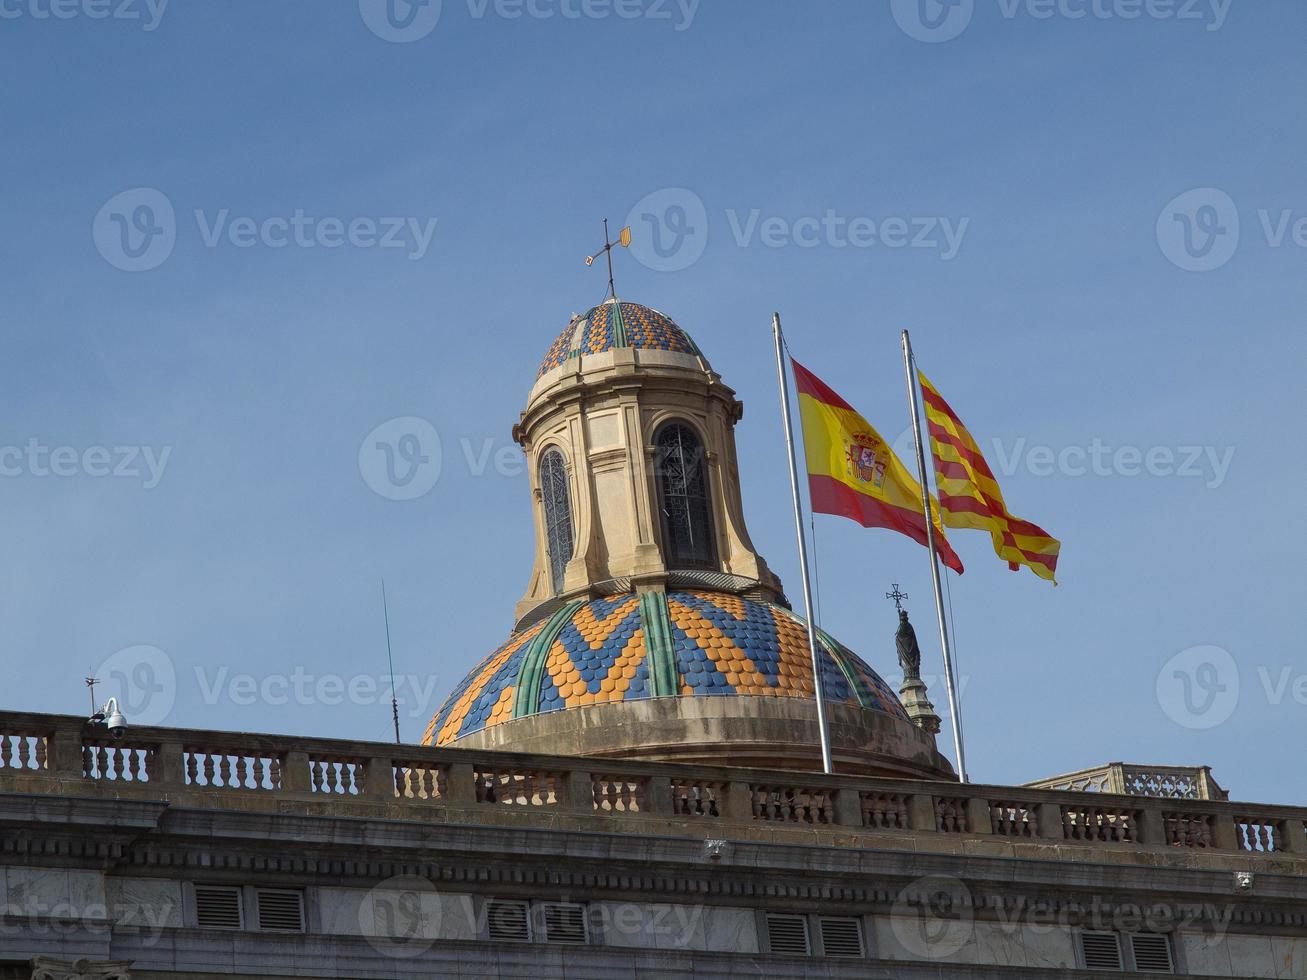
[901, 330, 969, 783]
[773, 313, 834, 775]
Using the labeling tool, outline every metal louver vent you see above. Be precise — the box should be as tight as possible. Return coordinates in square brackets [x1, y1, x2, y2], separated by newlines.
[1130, 933, 1175, 973]
[486, 900, 531, 942]
[1080, 931, 1124, 971]
[194, 885, 242, 930]
[766, 913, 811, 956]
[541, 902, 588, 945]
[818, 916, 864, 958]
[256, 889, 304, 933]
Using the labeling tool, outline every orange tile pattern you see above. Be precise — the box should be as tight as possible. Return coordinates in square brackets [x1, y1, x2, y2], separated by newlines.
[537, 301, 699, 377]
[421, 619, 546, 746]
[425, 590, 908, 745]
[536, 595, 648, 711]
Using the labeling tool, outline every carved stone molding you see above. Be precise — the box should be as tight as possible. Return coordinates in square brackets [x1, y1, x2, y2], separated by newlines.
[30, 958, 132, 980]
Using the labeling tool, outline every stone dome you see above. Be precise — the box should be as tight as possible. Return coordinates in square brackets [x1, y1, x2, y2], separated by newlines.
[537, 300, 703, 378]
[424, 591, 909, 747]
[423, 295, 956, 780]
[420, 590, 955, 780]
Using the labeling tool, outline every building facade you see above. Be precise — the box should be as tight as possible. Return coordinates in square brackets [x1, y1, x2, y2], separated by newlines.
[2, 299, 1304, 979]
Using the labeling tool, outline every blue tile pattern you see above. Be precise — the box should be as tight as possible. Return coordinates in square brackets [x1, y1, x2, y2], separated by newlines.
[537, 301, 700, 377]
[425, 590, 908, 745]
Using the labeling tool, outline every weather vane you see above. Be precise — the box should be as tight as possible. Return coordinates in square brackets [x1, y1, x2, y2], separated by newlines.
[585, 218, 632, 301]
[85, 671, 99, 713]
[886, 583, 909, 612]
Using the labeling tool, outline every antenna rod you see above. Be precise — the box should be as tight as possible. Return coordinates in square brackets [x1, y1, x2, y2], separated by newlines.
[382, 580, 401, 745]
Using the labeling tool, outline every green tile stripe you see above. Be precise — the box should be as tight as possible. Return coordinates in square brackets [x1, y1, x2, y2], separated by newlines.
[513, 599, 586, 719]
[814, 626, 877, 709]
[638, 591, 678, 698]
[610, 301, 628, 348]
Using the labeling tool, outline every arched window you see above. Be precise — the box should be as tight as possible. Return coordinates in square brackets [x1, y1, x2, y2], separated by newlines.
[654, 422, 717, 569]
[539, 448, 574, 594]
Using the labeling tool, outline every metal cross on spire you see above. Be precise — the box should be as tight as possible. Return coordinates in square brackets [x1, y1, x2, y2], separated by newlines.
[584, 218, 632, 301]
[886, 583, 909, 612]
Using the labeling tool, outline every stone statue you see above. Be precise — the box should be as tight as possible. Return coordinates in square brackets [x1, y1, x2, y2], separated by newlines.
[896, 609, 922, 681]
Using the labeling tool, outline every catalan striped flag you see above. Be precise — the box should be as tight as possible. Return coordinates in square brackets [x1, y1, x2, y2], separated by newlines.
[792, 358, 964, 574]
[918, 372, 1060, 582]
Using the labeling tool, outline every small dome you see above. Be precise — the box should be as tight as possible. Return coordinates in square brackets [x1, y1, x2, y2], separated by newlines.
[423, 591, 908, 747]
[537, 300, 702, 378]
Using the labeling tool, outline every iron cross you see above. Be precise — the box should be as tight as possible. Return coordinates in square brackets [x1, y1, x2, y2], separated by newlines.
[885, 584, 909, 611]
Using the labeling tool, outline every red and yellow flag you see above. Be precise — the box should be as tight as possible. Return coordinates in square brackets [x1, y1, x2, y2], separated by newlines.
[919, 371, 1060, 582]
[792, 358, 964, 574]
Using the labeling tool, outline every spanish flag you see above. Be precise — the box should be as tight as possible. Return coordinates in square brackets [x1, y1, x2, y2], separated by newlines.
[919, 371, 1060, 582]
[792, 359, 964, 574]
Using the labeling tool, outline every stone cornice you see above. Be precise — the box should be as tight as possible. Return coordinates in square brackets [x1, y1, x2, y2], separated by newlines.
[71, 808, 1304, 931]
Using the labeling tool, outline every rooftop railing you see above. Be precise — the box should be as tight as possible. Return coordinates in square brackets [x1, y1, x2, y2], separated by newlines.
[0, 711, 1302, 861]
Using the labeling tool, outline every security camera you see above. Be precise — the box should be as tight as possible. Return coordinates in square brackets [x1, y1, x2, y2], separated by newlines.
[89, 697, 127, 739]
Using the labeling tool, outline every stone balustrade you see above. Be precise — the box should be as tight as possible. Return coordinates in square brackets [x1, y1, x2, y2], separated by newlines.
[2, 711, 1304, 862]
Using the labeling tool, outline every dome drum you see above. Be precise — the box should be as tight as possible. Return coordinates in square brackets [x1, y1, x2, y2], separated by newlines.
[438, 693, 953, 781]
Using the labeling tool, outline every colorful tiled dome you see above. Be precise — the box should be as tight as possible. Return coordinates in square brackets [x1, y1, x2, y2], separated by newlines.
[537, 300, 702, 377]
[423, 591, 908, 747]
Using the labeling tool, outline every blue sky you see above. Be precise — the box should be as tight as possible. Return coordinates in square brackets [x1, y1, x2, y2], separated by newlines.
[2, 0, 1303, 803]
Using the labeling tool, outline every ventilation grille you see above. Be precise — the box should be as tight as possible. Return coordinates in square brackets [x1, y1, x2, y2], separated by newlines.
[541, 902, 588, 945]
[194, 885, 242, 930]
[766, 913, 811, 956]
[818, 916, 864, 958]
[486, 900, 531, 942]
[1080, 931, 1124, 971]
[1130, 933, 1175, 973]
[256, 889, 304, 933]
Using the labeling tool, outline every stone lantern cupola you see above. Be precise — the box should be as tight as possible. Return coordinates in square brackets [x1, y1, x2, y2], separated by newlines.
[511, 298, 783, 628]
